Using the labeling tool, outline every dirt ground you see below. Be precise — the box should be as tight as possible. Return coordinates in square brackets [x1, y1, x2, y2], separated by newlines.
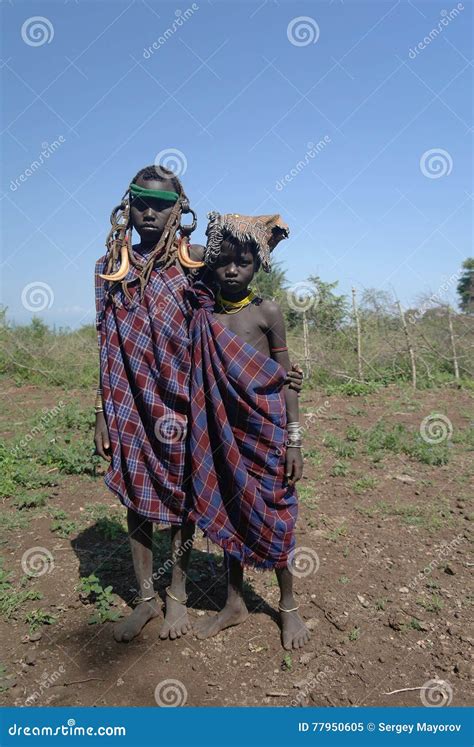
[0, 380, 472, 708]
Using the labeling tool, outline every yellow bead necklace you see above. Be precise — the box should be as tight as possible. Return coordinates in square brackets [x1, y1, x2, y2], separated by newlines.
[216, 289, 256, 314]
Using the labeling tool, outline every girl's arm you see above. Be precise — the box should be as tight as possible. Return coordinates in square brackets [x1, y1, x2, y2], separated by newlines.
[263, 301, 303, 485]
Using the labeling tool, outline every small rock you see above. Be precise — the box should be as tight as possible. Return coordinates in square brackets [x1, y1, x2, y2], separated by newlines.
[24, 651, 36, 666]
[398, 587, 409, 594]
[416, 620, 430, 632]
[28, 632, 42, 642]
[357, 594, 369, 608]
[299, 652, 316, 665]
[0, 675, 17, 690]
[387, 613, 404, 631]
[378, 656, 385, 663]
[444, 564, 455, 576]
[392, 474, 416, 484]
[266, 691, 289, 697]
[306, 617, 318, 631]
[454, 661, 473, 677]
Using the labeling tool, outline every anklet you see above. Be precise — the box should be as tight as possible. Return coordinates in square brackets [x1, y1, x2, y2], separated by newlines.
[134, 594, 156, 604]
[279, 603, 300, 613]
[165, 586, 188, 605]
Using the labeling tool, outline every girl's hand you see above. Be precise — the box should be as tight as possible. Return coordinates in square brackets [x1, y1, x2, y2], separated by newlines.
[285, 363, 304, 394]
[285, 447, 303, 485]
[94, 411, 112, 462]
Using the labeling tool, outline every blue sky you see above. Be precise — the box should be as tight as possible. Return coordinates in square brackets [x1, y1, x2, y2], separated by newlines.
[1, 0, 472, 327]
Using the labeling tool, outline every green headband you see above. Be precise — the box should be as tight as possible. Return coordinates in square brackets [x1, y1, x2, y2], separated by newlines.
[129, 183, 179, 202]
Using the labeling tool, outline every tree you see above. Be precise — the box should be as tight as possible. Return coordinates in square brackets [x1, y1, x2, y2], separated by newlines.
[305, 275, 348, 332]
[252, 261, 288, 302]
[457, 258, 474, 314]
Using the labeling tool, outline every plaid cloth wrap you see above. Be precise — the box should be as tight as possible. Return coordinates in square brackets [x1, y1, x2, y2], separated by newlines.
[94, 254, 192, 524]
[185, 282, 297, 569]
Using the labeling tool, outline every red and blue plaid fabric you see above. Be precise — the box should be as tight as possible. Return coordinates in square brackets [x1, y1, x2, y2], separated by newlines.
[185, 283, 297, 569]
[95, 254, 192, 524]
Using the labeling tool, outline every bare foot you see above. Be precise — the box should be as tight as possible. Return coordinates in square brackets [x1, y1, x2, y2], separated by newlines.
[159, 595, 191, 640]
[113, 598, 160, 643]
[280, 608, 311, 650]
[194, 597, 248, 640]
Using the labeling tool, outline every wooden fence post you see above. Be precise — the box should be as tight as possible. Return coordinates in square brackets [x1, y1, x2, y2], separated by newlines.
[302, 310, 312, 378]
[397, 301, 417, 389]
[447, 306, 460, 381]
[352, 287, 363, 381]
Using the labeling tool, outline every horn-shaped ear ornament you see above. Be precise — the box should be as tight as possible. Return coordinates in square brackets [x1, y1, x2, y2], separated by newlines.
[179, 207, 197, 237]
[99, 236, 130, 281]
[177, 236, 205, 269]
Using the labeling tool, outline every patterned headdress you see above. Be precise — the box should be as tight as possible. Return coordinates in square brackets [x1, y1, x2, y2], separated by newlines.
[204, 212, 289, 273]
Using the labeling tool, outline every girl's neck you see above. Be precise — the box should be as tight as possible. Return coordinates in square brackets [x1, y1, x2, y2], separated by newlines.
[219, 287, 251, 302]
